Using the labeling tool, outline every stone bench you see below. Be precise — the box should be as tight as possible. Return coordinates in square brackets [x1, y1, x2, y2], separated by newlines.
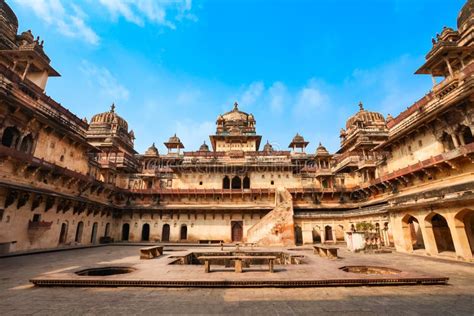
[313, 245, 338, 259]
[139, 246, 163, 259]
[198, 255, 277, 273]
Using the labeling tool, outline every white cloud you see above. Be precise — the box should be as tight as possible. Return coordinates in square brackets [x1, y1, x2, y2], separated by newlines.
[80, 60, 130, 101]
[241, 81, 264, 107]
[293, 79, 329, 116]
[174, 119, 214, 151]
[267, 81, 288, 114]
[98, 0, 195, 28]
[12, 0, 99, 45]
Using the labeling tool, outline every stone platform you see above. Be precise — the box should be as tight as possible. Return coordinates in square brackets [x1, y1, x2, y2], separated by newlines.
[29, 246, 448, 288]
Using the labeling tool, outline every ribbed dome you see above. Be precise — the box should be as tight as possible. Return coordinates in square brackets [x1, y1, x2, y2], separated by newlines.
[145, 143, 159, 156]
[315, 142, 329, 156]
[167, 134, 181, 144]
[263, 141, 273, 152]
[221, 102, 252, 121]
[199, 141, 210, 152]
[0, 0, 18, 48]
[90, 104, 129, 131]
[292, 133, 305, 143]
[345, 102, 385, 130]
[458, 0, 474, 30]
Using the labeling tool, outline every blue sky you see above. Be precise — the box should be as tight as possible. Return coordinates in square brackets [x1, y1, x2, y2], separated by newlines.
[10, 0, 465, 153]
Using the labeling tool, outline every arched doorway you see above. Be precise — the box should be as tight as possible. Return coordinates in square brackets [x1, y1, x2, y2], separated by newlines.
[162, 224, 170, 242]
[223, 176, 230, 189]
[427, 213, 455, 253]
[90, 222, 98, 244]
[180, 225, 187, 240]
[324, 225, 333, 242]
[58, 222, 68, 245]
[104, 223, 110, 237]
[231, 221, 243, 242]
[142, 223, 150, 241]
[461, 126, 473, 145]
[294, 225, 303, 245]
[401, 215, 425, 252]
[75, 221, 84, 243]
[19, 134, 33, 153]
[312, 228, 321, 243]
[455, 209, 474, 254]
[122, 223, 130, 241]
[231, 176, 242, 189]
[243, 176, 250, 189]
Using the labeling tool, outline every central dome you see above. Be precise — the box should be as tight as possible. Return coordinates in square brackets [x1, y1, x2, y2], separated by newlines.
[220, 102, 253, 122]
[458, 0, 474, 30]
[0, 0, 19, 48]
[345, 102, 386, 130]
[90, 104, 129, 131]
[215, 102, 257, 136]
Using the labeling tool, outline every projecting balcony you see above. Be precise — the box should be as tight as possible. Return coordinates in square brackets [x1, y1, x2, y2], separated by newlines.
[28, 220, 53, 230]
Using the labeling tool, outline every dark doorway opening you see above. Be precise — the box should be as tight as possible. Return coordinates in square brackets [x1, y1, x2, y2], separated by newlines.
[142, 223, 150, 241]
[122, 223, 130, 241]
[180, 225, 188, 240]
[231, 221, 243, 242]
[162, 224, 170, 242]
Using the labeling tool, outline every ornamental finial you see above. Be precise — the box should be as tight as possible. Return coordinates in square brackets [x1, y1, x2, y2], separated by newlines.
[110, 103, 116, 113]
[359, 101, 364, 111]
[234, 101, 238, 110]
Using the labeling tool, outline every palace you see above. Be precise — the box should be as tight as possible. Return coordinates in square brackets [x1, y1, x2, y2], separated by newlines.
[0, 0, 473, 262]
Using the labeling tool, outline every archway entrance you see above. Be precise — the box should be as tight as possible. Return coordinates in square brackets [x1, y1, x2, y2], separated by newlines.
[104, 223, 110, 237]
[90, 222, 98, 244]
[324, 225, 333, 242]
[428, 213, 455, 253]
[312, 228, 321, 243]
[75, 221, 84, 243]
[162, 224, 170, 242]
[122, 223, 130, 241]
[402, 215, 425, 251]
[294, 225, 303, 245]
[142, 223, 150, 241]
[58, 223, 68, 244]
[231, 176, 242, 189]
[180, 225, 187, 240]
[231, 221, 243, 242]
[455, 209, 474, 254]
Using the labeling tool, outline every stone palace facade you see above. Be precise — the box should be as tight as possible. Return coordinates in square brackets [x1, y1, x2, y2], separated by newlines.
[0, 0, 473, 261]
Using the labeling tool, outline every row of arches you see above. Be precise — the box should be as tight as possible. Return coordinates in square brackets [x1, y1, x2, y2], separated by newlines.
[121, 223, 188, 242]
[1, 126, 35, 154]
[401, 210, 474, 257]
[60, 221, 111, 245]
[223, 176, 250, 189]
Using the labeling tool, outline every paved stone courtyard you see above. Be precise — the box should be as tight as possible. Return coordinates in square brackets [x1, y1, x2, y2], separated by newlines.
[0, 245, 473, 315]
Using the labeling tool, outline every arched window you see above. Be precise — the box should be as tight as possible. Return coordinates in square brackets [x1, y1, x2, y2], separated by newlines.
[324, 225, 333, 241]
[142, 223, 150, 241]
[462, 126, 473, 145]
[19, 134, 34, 153]
[122, 223, 130, 241]
[58, 222, 68, 244]
[90, 222, 98, 244]
[243, 176, 250, 189]
[75, 221, 84, 243]
[1, 126, 21, 148]
[104, 223, 110, 237]
[223, 176, 230, 189]
[162, 224, 170, 242]
[180, 225, 187, 240]
[231, 176, 241, 189]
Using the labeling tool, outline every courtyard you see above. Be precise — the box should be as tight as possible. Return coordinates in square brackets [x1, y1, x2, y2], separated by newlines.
[0, 245, 473, 315]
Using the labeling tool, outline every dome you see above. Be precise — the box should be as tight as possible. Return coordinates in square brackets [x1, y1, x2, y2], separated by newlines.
[315, 142, 329, 156]
[345, 102, 386, 130]
[90, 104, 129, 131]
[168, 134, 181, 144]
[145, 143, 159, 156]
[221, 102, 252, 122]
[292, 133, 305, 143]
[263, 140, 273, 152]
[0, 0, 18, 48]
[458, 0, 474, 30]
[199, 141, 210, 152]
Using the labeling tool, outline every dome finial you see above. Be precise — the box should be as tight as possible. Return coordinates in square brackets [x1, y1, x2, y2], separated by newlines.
[358, 101, 364, 111]
[233, 101, 239, 110]
[110, 103, 116, 113]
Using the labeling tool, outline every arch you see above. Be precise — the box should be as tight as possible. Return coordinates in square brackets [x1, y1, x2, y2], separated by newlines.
[121, 223, 130, 241]
[425, 213, 455, 253]
[243, 176, 250, 189]
[1, 126, 20, 148]
[294, 225, 303, 245]
[58, 222, 68, 244]
[231, 176, 242, 189]
[162, 224, 170, 242]
[180, 225, 188, 240]
[231, 221, 243, 242]
[461, 126, 473, 145]
[75, 221, 84, 243]
[223, 176, 230, 189]
[104, 223, 110, 237]
[90, 222, 98, 244]
[454, 209, 474, 254]
[312, 228, 321, 243]
[324, 225, 333, 242]
[441, 132, 455, 151]
[142, 223, 150, 241]
[19, 133, 34, 153]
[401, 214, 425, 252]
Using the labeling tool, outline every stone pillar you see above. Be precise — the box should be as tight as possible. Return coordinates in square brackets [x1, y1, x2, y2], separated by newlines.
[451, 134, 460, 148]
[445, 58, 454, 77]
[446, 214, 473, 260]
[419, 220, 438, 256]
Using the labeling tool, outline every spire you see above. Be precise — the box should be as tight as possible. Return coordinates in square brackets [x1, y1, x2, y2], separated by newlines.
[110, 103, 116, 113]
[233, 101, 239, 111]
[358, 101, 364, 111]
